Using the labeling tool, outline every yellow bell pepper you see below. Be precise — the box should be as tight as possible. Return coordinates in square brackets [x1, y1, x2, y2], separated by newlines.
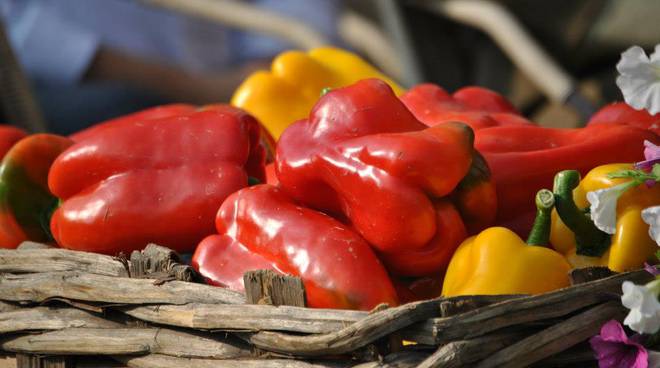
[231, 47, 405, 139]
[442, 190, 571, 296]
[550, 164, 660, 272]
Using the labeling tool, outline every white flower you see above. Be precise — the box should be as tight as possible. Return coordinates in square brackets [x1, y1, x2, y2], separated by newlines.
[622, 280, 660, 334]
[616, 44, 660, 115]
[642, 206, 660, 246]
[587, 182, 634, 234]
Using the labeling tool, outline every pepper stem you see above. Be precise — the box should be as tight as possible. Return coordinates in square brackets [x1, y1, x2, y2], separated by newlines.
[320, 87, 332, 97]
[553, 170, 609, 256]
[526, 189, 555, 246]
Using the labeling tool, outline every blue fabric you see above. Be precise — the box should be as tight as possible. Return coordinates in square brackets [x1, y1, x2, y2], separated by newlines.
[0, 0, 341, 84]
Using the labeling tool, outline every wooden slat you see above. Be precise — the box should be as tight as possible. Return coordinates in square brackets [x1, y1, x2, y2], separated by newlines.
[1, 328, 251, 359]
[417, 329, 530, 368]
[0, 307, 122, 333]
[116, 354, 339, 368]
[248, 298, 441, 356]
[122, 303, 365, 334]
[476, 301, 624, 368]
[0, 248, 128, 277]
[244, 270, 306, 307]
[0, 271, 245, 305]
[405, 268, 651, 345]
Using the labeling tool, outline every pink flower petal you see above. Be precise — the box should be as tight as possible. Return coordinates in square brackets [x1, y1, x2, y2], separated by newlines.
[590, 320, 649, 368]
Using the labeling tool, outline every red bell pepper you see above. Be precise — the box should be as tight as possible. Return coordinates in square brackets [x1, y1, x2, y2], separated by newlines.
[476, 124, 659, 234]
[48, 105, 266, 254]
[0, 134, 73, 248]
[192, 184, 398, 310]
[587, 102, 660, 135]
[71, 104, 277, 162]
[400, 84, 533, 130]
[276, 79, 489, 276]
[70, 104, 197, 142]
[0, 125, 27, 159]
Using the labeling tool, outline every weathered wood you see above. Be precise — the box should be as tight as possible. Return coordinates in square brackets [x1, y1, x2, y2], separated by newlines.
[10, 355, 124, 368]
[438, 295, 524, 317]
[0, 248, 128, 277]
[122, 303, 365, 334]
[533, 345, 595, 367]
[417, 329, 531, 368]
[351, 351, 430, 368]
[244, 270, 306, 307]
[17, 242, 53, 250]
[0, 271, 245, 305]
[1, 328, 252, 358]
[569, 267, 616, 285]
[0, 307, 122, 333]
[248, 298, 441, 356]
[476, 301, 625, 368]
[129, 244, 197, 282]
[16, 354, 73, 368]
[404, 268, 651, 345]
[0, 301, 19, 313]
[116, 354, 341, 368]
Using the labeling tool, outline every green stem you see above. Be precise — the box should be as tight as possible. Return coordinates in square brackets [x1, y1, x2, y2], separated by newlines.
[553, 170, 609, 257]
[320, 87, 332, 97]
[526, 189, 555, 246]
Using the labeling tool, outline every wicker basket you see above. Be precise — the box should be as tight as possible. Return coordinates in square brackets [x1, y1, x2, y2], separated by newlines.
[0, 242, 650, 368]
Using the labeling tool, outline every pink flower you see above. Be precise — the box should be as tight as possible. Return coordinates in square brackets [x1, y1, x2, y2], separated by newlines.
[635, 140, 660, 171]
[644, 262, 660, 277]
[590, 320, 648, 368]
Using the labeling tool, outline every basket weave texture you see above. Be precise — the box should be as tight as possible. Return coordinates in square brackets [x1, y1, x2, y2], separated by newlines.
[0, 242, 648, 368]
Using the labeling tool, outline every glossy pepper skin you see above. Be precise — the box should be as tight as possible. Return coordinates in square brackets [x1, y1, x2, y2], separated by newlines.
[0, 126, 27, 159]
[48, 105, 266, 254]
[476, 124, 658, 235]
[588, 102, 660, 136]
[192, 184, 399, 310]
[231, 47, 405, 139]
[0, 134, 73, 248]
[400, 84, 533, 130]
[69, 104, 197, 142]
[276, 79, 493, 276]
[550, 166, 660, 272]
[442, 190, 571, 296]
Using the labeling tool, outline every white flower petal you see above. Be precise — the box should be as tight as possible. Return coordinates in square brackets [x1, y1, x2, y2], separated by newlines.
[651, 44, 660, 63]
[621, 280, 660, 334]
[622, 281, 645, 309]
[587, 186, 625, 234]
[642, 206, 660, 246]
[616, 44, 660, 115]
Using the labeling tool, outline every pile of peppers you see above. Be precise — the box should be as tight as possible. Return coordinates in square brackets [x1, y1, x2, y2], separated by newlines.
[2, 46, 659, 310]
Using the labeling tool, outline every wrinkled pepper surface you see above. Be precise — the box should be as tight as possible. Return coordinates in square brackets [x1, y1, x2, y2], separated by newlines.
[442, 190, 571, 296]
[400, 84, 533, 130]
[231, 47, 405, 139]
[192, 184, 399, 310]
[588, 102, 660, 136]
[550, 166, 660, 272]
[0, 134, 73, 248]
[276, 79, 497, 276]
[0, 126, 27, 159]
[48, 105, 266, 254]
[475, 124, 658, 235]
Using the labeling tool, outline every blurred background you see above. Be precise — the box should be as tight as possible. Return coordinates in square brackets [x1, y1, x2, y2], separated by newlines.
[1, 0, 659, 134]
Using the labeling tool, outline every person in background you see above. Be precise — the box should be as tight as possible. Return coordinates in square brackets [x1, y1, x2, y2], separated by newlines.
[0, 0, 342, 134]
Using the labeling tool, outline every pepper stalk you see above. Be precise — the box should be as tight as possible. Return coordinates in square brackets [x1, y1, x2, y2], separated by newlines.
[553, 170, 610, 256]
